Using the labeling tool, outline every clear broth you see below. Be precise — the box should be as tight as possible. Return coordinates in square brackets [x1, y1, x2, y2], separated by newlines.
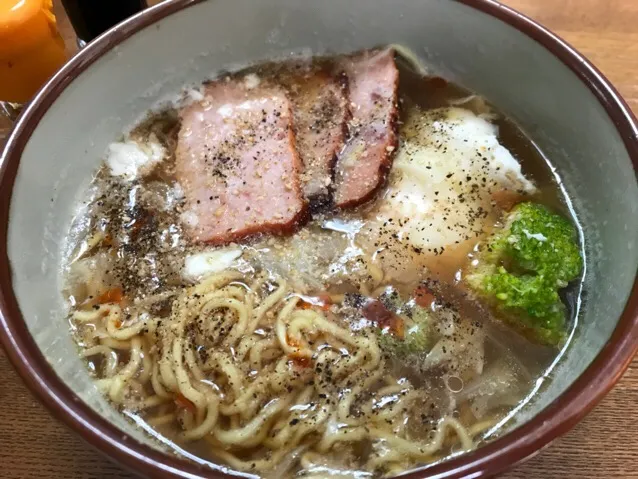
[62, 50, 583, 478]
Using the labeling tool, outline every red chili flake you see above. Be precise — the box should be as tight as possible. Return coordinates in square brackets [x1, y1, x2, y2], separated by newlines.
[298, 300, 313, 310]
[298, 293, 332, 311]
[316, 293, 333, 311]
[175, 393, 196, 412]
[97, 287, 124, 305]
[414, 285, 436, 309]
[290, 354, 312, 369]
[362, 299, 404, 338]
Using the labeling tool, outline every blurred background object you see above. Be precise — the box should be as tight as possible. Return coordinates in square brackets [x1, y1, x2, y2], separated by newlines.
[61, 0, 148, 46]
[0, 0, 67, 104]
[0, 0, 148, 134]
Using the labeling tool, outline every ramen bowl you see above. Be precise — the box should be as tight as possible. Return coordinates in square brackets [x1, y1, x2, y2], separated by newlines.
[1, 0, 637, 477]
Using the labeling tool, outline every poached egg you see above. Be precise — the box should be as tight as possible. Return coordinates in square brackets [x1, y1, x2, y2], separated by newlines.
[360, 107, 535, 278]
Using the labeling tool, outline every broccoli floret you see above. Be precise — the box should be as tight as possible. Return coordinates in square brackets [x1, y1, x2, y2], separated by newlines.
[466, 202, 582, 346]
[378, 306, 431, 357]
[501, 202, 582, 286]
[368, 288, 432, 357]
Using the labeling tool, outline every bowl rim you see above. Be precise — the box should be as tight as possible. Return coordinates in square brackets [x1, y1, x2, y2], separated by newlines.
[1, 0, 637, 478]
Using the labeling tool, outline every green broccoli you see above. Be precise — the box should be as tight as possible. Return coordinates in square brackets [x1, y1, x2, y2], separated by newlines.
[466, 202, 582, 346]
[377, 305, 431, 357]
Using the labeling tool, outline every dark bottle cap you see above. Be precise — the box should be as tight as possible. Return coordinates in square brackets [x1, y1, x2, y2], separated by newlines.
[62, 0, 148, 44]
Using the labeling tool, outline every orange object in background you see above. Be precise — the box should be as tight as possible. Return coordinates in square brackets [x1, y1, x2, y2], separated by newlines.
[0, 0, 67, 103]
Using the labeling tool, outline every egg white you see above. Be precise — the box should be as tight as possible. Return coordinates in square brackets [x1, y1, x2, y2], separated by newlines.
[359, 107, 535, 278]
[106, 137, 165, 181]
[183, 247, 243, 281]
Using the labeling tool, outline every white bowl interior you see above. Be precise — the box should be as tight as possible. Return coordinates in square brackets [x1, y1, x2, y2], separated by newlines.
[6, 0, 638, 466]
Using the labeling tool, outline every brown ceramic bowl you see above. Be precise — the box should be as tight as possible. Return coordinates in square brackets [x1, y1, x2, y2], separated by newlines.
[1, 0, 637, 477]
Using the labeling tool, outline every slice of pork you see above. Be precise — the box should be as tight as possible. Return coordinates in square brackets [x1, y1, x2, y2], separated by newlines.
[334, 48, 400, 208]
[254, 63, 349, 207]
[175, 81, 306, 244]
[290, 69, 349, 206]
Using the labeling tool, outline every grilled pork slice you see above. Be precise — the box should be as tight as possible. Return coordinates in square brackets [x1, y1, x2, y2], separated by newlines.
[334, 48, 399, 208]
[175, 81, 306, 244]
[288, 69, 349, 205]
[256, 64, 349, 207]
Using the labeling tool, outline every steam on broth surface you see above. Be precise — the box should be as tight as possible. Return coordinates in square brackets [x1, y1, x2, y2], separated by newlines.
[63, 48, 583, 478]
